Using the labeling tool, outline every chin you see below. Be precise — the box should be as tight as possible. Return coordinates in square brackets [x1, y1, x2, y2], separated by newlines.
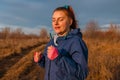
[56, 32, 60, 35]
[55, 31, 60, 34]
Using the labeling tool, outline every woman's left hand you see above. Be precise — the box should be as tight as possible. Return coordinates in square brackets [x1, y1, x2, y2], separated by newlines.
[47, 45, 59, 60]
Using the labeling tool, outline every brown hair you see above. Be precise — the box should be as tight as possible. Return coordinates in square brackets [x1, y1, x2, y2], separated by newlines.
[53, 5, 78, 29]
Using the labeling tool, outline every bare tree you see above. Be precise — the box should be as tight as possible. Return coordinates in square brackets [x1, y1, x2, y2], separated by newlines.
[11, 28, 24, 39]
[1, 27, 11, 39]
[106, 23, 120, 40]
[85, 21, 99, 38]
[39, 28, 48, 39]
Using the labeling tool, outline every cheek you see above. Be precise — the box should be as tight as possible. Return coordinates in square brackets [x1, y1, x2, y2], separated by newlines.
[60, 21, 68, 27]
[52, 21, 70, 32]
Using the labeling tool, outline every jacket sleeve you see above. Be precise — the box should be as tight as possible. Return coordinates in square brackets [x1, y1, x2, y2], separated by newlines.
[70, 37, 88, 79]
[38, 44, 48, 68]
[38, 54, 45, 68]
[37, 39, 54, 68]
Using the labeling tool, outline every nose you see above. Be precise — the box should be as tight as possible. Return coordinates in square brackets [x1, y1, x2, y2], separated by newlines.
[55, 20, 58, 25]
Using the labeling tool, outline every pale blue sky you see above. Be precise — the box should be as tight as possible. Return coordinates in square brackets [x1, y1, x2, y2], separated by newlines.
[0, 0, 120, 34]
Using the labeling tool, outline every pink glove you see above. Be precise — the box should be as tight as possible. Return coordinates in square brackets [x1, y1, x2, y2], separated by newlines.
[34, 52, 42, 63]
[47, 46, 59, 60]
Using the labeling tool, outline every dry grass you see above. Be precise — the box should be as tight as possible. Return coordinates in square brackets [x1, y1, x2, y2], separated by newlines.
[1, 44, 46, 80]
[0, 29, 120, 80]
[0, 38, 48, 80]
[84, 38, 120, 80]
[0, 39, 49, 61]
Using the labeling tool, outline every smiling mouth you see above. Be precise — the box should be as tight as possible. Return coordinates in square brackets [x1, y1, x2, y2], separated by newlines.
[55, 27, 60, 30]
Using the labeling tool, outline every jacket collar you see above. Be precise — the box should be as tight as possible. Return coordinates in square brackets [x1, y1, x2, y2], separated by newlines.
[53, 28, 82, 46]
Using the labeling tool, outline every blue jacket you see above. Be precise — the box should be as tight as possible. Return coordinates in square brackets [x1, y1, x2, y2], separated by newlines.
[38, 28, 88, 80]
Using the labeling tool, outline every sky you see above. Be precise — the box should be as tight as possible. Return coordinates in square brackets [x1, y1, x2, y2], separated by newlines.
[0, 0, 120, 34]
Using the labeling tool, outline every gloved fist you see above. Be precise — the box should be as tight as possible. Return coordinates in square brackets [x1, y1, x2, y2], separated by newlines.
[47, 45, 58, 60]
[34, 52, 42, 63]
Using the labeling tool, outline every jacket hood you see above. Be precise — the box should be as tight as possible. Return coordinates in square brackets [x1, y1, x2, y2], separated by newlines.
[53, 28, 82, 46]
[68, 28, 82, 38]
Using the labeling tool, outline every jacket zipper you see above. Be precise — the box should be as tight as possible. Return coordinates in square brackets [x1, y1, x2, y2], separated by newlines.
[48, 60, 51, 80]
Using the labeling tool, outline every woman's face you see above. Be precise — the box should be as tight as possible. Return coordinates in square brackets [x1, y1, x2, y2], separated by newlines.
[52, 10, 72, 36]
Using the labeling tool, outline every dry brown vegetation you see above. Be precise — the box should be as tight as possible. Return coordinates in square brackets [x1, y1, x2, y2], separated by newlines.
[0, 24, 120, 80]
[84, 22, 120, 80]
[85, 38, 120, 80]
[0, 38, 49, 80]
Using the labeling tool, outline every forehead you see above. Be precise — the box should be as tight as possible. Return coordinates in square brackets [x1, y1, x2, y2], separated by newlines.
[52, 10, 68, 18]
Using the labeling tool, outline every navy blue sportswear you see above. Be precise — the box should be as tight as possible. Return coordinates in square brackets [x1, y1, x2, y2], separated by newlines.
[38, 28, 88, 80]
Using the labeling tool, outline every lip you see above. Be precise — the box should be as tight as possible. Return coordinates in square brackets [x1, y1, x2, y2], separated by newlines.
[54, 26, 60, 30]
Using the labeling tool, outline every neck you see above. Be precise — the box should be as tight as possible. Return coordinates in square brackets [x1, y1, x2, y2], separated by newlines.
[57, 29, 70, 37]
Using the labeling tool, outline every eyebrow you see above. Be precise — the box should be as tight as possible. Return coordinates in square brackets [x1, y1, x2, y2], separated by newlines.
[52, 17, 64, 19]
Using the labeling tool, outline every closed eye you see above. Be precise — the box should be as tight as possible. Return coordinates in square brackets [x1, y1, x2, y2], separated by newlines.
[58, 18, 64, 21]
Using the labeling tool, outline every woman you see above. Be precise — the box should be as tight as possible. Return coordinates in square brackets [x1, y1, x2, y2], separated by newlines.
[34, 5, 88, 80]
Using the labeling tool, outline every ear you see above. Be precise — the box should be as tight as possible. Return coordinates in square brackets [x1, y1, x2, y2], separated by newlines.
[69, 18, 73, 26]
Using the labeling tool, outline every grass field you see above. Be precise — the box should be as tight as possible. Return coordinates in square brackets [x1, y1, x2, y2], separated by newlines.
[0, 30, 120, 80]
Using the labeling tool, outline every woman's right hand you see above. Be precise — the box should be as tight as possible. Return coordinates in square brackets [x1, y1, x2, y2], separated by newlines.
[34, 52, 42, 63]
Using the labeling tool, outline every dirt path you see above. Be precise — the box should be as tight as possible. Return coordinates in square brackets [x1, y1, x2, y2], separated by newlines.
[0, 43, 45, 78]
